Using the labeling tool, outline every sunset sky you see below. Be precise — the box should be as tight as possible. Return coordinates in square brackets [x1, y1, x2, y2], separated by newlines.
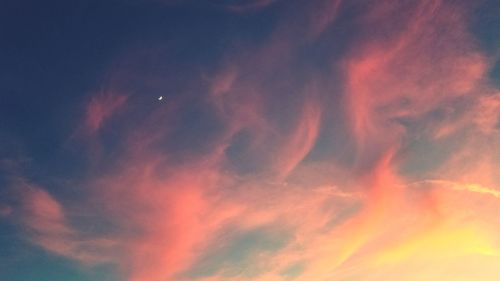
[1, 0, 499, 280]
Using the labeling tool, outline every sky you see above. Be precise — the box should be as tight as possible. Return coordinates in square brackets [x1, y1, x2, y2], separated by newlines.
[0, 0, 500, 280]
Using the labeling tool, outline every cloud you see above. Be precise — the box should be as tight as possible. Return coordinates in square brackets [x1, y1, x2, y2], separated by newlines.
[0, 204, 12, 217]
[13, 181, 116, 265]
[271, 95, 322, 179]
[344, 0, 487, 152]
[5, 0, 500, 280]
[475, 93, 500, 134]
[83, 92, 128, 136]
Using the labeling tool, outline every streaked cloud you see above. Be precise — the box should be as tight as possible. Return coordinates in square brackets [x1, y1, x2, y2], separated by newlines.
[2, 0, 499, 280]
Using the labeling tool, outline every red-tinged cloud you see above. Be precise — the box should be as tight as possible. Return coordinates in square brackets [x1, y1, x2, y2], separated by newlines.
[83, 92, 128, 135]
[344, 0, 488, 154]
[272, 97, 322, 179]
[0, 204, 12, 217]
[95, 160, 221, 281]
[12, 181, 116, 265]
[6, 0, 500, 281]
[475, 93, 500, 134]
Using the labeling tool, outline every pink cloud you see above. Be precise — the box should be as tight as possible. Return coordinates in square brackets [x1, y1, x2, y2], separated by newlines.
[8, 0, 500, 280]
[272, 93, 322, 179]
[0, 204, 12, 217]
[14, 182, 116, 265]
[83, 92, 128, 135]
[344, 0, 487, 152]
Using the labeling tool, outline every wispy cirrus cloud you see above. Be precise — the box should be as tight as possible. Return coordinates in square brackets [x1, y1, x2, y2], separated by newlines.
[3, 0, 500, 280]
[83, 92, 128, 136]
[10, 181, 116, 265]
